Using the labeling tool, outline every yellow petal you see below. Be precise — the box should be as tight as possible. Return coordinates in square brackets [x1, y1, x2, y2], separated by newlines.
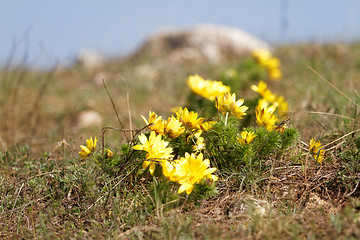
[178, 185, 187, 194]
[133, 144, 144, 151]
[149, 162, 156, 175]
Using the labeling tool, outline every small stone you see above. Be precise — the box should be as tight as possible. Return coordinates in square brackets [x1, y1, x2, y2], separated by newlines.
[76, 110, 103, 129]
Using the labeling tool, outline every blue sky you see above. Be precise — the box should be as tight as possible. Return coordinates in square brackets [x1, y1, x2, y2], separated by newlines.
[1, 0, 360, 68]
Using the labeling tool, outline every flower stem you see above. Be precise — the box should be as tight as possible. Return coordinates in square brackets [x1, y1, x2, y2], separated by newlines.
[225, 112, 229, 126]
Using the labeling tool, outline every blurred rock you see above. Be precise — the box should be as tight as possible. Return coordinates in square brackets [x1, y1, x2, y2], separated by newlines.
[307, 193, 335, 212]
[131, 24, 271, 65]
[76, 110, 103, 129]
[77, 49, 104, 69]
[94, 72, 107, 86]
[134, 64, 159, 80]
[227, 197, 271, 216]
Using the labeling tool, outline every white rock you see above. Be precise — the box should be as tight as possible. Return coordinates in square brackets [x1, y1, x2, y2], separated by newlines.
[134, 64, 159, 80]
[94, 72, 107, 86]
[228, 197, 271, 216]
[76, 110, 103, 129]
[77, 49, 104, 69]
[132, 24, 271, 64]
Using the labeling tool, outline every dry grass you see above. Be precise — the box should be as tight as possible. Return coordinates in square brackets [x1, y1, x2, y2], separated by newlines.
[0, 42, 360, 239]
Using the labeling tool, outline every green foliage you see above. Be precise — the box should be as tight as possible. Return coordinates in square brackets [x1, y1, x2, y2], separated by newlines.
[186, 92, 217, 118]
[97, 143, 138, 176]
[205, 115, 299, 188]
[253, 126, 299, 158]
[149, 177, 181, 215]
[205, 115, 244, 171]
[355, 135, 360, 150]
[326, 136, 360, 196]
[168, 133, 195, 158]
[330, 206, 360, 237]
[189, 180, 218, 204]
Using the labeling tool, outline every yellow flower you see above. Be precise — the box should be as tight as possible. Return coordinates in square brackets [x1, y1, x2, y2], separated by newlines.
[133, 131, 174, 174]
[175, 107, 204, 131]
[79, 137, 97, 159]
[224, 68, 237, 78]
[251, 81, 277, 102]
[187, 74, 231, 101]
[161, 160, 177, 180]
[192, 131, 206, 152]
[170, 106, 182, 114]
[257, 98, 271, 110]
[266, 58, 282, 81]
[216, 92, 248, 119]
[252, 49, 272, 66]
[252, 49, 282, 81]
[199, 121, 216, 132]
[268, 67, 282, 81]
[141, 111, 165, 135]
[273, 95, 288, 117]
[275, 122, 288, 133]
[266, 57, 280, 69]
[164, 116, 185, 138]
[309, 138, 325, 163]
[257, 94, 289, 119]
[86, 137, 97, 151]
[105, 149, 114, 158]
[255, 104, 278, 131]
[79, 146, 91, 159]
[171, 152, 218, 194]
[204, 80, 231, 101]
[237, 131, 257, 144]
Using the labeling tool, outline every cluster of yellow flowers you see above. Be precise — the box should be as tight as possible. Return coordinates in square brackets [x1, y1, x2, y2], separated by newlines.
[133, 131, 218, 194]
[187, 75, 250, 121]
[252, 49, 282, 81]
[187, 74, 263, 147]
[77, 46, 330, 201]
[77, 47, 324, 199]
[187, 74, 287, 134]
[79, 136, 114, 159]
[132, 106, 219, 194]
[187, 73, 288, 144]
[79, 137, 97, 159]
[141, 108, 214, 149]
